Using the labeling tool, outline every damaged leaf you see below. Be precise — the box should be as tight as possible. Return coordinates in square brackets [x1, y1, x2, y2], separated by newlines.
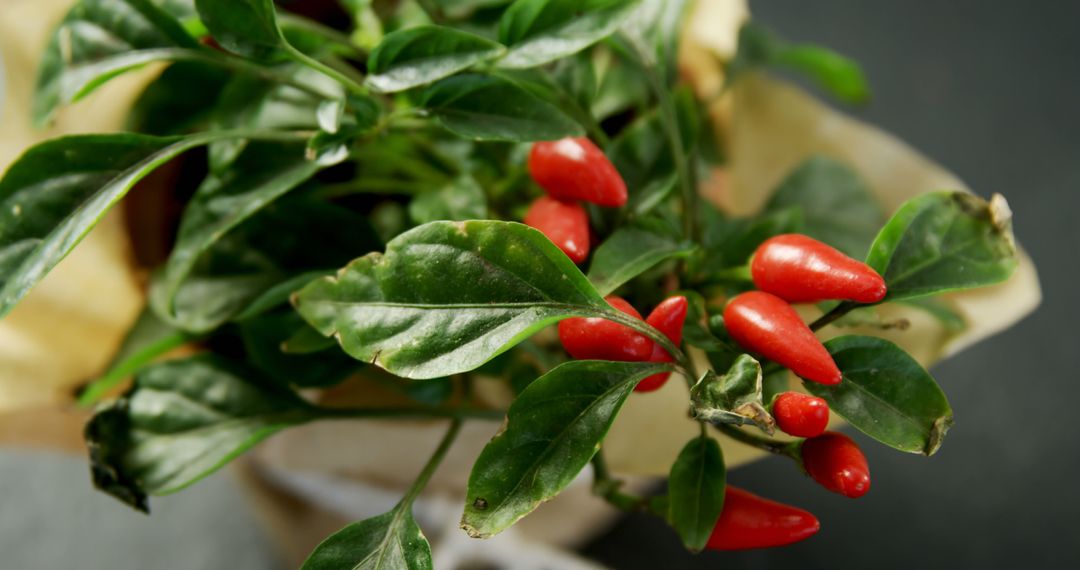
[690, 354, 775, 434]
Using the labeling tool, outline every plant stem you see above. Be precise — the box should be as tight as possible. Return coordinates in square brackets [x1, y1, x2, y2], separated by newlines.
[325, 54, 369, 87]
[414, 0, 444, 22]
[712, 423, 801, 460]
[316, 178, 425, 197]
[77, 332, 192, 407]
[606, 310, 691, 376]
[278, 14, 365, 59]
[285, 43, 369, 95]
[194, 52, 333, 99]
[315, 406, 505, 422]
[402, 419, 463, 507]
[809, 301, 858, 331]
[712, 264, 752, 283]
[591, 451, 653, 513]
[625, 34, 697, 241]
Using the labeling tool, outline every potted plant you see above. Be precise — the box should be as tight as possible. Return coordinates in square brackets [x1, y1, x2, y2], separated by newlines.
[0, 0, 1040, 567]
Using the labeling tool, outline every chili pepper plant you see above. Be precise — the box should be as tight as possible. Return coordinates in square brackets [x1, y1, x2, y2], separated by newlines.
[0, 0, 1022, 565]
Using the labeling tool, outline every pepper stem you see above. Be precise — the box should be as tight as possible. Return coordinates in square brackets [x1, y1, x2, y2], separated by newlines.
[591, 451, 656, 514]
[712, 423, 802, 461]
[809, 301, 859, 331]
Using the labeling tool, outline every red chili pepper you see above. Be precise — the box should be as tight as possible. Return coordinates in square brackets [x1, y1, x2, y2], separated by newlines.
[772, 392, 830, 438]
[528, 137, 628, 207]
[635, 296, 688, 393]
[751, 234, 887, 304]
[723, 291, 841, 385]
[524, 196, 590, 264]
[705, 486, 821, 551]
[558, 296, 654, 361]
[801, 432, 871, 498]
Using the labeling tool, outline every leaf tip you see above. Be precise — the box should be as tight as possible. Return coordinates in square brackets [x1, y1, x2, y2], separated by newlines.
[989, 193, 1016, 251]
[459, 516, 489, 539]
[85, 403, 149, 513]
[925, 415, 954, 456]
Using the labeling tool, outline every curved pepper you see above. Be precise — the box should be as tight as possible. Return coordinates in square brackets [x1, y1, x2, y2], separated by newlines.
[706, 486, 821, 551]
[524, 196, 590, 264]
[635, 296, 688, 393]
[529, 137, 628, 207]
[723, 291, 842, 385]
[801, 431, 871, 498]
[558, 295, 653, 361]
[751, 234, 886, 304]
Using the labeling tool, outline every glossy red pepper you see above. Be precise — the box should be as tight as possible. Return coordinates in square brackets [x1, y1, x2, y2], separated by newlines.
[524, 196, 590, 264]
[558, 296, 654, 361]
[772, 392, 830, 438]
[705, 486, 821, 551]
[751, 234, 887, 304]
[635, 296, 689, 393]
[801, 432, 871, 498]
[723, 291, 842, 385]
[528, 137, 628, 207]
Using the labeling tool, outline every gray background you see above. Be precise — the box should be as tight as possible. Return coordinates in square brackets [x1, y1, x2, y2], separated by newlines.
[2, 0, 1078, 568]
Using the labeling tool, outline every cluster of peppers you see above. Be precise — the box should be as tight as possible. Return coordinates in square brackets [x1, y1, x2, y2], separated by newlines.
[523, 137, 882, 550]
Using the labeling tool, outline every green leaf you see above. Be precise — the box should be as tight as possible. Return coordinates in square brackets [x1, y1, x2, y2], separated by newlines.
[194, 0, 283, 58]
[552, 52, 598, 112]
[429, 0, 514, 19]
[155, 141, 322, 328]
[208, 66, 344, 172]
[604, 94, 695, 215]
[408, 175, 488, 224]
[421, 73, 583, 141]
[731, 22, 870, 105]
[33, 0, 202, 125]
[462, 360, 673, 537]
[697, 204, 803, 273]
[774, 45, 871, 105]
[152, 193, 380, 332]
[85, 354, 313, 512]
[679, 291, 729, 352]
[234, 270, 333, 321]
[127, 61, 231, 135]
[427, 0, 511, 18]
[240, 311, 358, 388]
[808, 335, 953, 455]
[866, 192, 1018, 301]
[591, 52, 650, 120]
[340, 0, 384, 50]
[497, 0, 641, 68]
[668, 435, 726, 552]
[900, 297, 967, 333]
[282, 322, 340, 355]
[690, 354, 775, 433]
[764, 156, 884, 258]
[301, 507, 432, 570]
[366, 25, 505, 93]
[153, 0, 199, 21]
[0, 131, 269, 319]
[587, 222, 694, 296]
[294, 220, 618, 379]
[606, 112, 675, 214]
[621, 0, 692, 84]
